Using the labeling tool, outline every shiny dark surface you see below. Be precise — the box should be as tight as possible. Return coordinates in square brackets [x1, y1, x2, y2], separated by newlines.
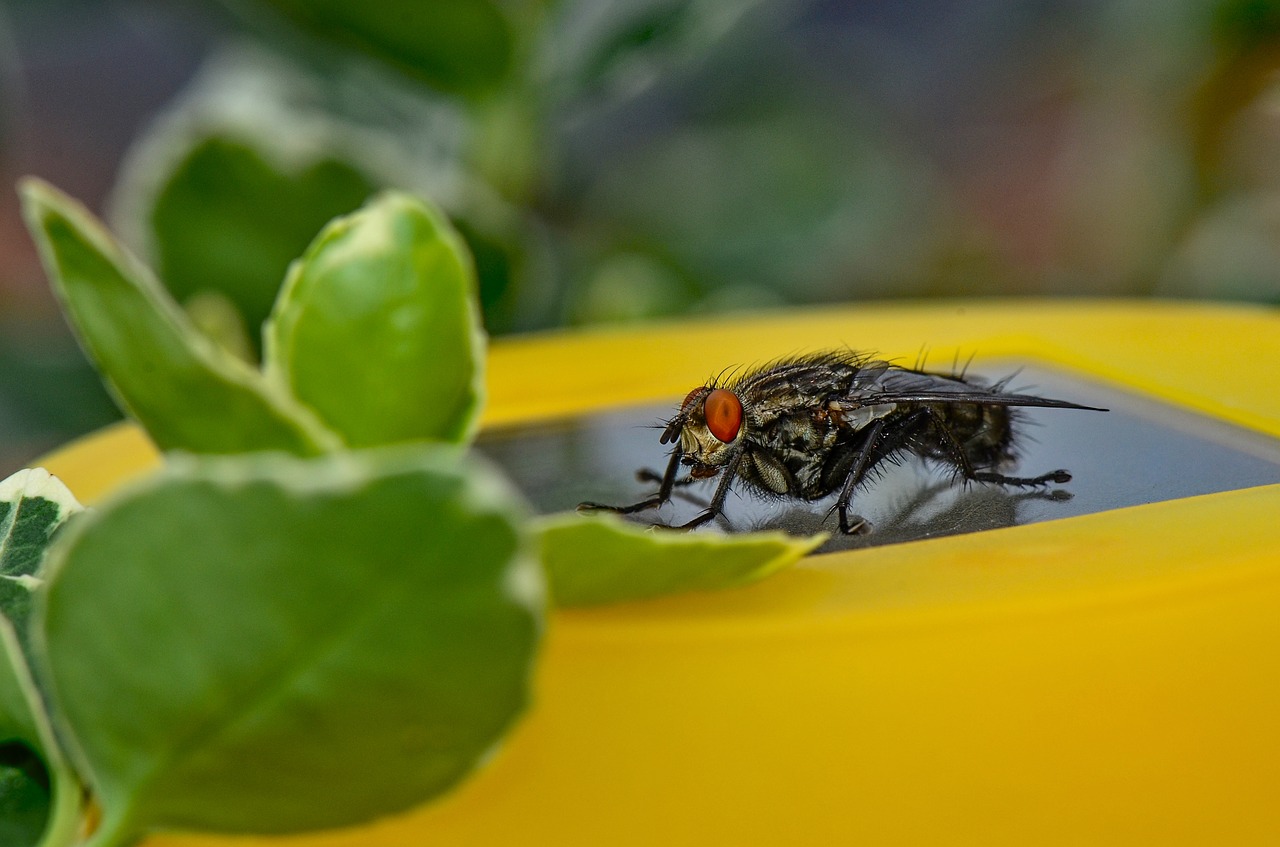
[477, 365, 1280, 552]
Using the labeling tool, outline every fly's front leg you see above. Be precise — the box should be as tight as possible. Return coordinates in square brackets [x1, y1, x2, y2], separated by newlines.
[636, 468, 709, 508]
[577, 448, 683, 515]
[677, 450, 744, 530]
[635, 468, 699, 488]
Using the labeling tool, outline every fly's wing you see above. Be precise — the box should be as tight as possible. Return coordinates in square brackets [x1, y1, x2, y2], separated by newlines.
[846, 365, 1107, 412]
[847, 359, 893, 392]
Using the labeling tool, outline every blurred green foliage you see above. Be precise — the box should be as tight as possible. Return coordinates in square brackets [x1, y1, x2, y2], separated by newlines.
[11, 1, 1280, 335]
[101, 0, 1280, 358]
[242, 0, 517, 95]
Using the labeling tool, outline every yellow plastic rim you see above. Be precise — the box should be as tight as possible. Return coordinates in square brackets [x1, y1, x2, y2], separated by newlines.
[39, 299, 1280, 845]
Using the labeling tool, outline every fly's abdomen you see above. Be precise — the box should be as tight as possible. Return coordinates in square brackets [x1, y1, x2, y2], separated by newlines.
[921, 401, 1017, 469]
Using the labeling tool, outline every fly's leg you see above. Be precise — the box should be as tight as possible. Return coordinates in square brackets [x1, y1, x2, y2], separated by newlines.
[972, 468, 1071, 486]
[676, 450, 744, 530]
[636, 468, 709, 508]
[831, 410, 934, 534]
[832, 417, 890, 535]
[577, 449, 683, 515]
[636, 468, 697, 487]
[921, 407, 1071, 487]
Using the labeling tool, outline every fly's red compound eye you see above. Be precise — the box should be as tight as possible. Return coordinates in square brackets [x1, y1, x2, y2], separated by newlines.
[704, 389, 743, 443]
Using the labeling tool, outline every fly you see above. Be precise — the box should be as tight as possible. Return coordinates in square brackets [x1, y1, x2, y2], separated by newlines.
[577, 351, 1108, 534]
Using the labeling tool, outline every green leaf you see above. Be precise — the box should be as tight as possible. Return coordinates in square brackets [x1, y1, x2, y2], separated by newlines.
[0, 636, 54, 847]
[266, 191, 485, 447]
[0, 621, 85, 847]
[249, 0, 515, 96]
[0, 752, 51, 847]
[37, 447, 543, 844]
[0, 472, 90, 847]
[143, 136, 377, 352]
[19, 178, 341, 457]
[537, 512, 824, 607]
[0, 469, 84, 637]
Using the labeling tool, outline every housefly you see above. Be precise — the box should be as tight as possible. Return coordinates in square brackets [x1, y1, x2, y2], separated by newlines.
[577, 352, 1107, 534]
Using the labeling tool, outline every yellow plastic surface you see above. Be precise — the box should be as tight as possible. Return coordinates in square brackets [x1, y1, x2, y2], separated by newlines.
[39, 300, 1280, 845]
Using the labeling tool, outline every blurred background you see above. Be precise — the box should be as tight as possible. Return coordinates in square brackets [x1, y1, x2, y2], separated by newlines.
[2, 0, 1279, 473]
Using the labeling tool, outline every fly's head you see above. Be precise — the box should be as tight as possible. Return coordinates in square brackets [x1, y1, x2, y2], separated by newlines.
[660, 386, 745, 478]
